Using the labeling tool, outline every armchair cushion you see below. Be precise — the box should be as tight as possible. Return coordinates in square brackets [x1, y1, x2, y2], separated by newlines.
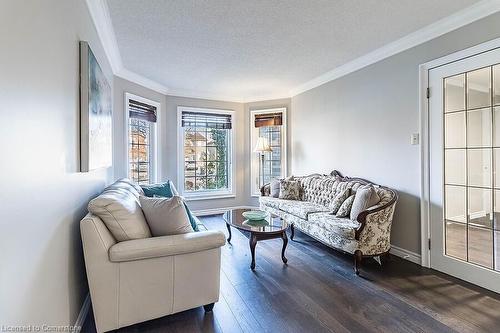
[139, 196, 193, 236]
[88, 188, 151, 242]
[141, 181, 174, 198]
[109, 230, 226, 262]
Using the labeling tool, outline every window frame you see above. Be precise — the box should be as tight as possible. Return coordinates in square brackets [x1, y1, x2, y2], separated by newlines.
[250, 107, 287, 197]
[125, 92, 160, 184]
[177, 106, 235, 200]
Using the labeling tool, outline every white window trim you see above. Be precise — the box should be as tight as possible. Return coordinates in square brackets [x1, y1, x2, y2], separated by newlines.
[250, 107, 287, 197]
[124, 92, 161, 183]
[177, 106, 235, 199]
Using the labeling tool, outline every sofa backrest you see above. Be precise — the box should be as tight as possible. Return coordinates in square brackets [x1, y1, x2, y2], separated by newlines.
[297, 172, 396, 208]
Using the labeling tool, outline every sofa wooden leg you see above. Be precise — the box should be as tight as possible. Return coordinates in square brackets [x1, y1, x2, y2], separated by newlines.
[203, 303, 215, 312]
[354, 250, 363, 276]
[290, 224, 295, 241]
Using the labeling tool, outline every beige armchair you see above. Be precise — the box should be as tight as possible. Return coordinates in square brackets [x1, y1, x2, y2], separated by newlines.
[81, 213, 226, 333]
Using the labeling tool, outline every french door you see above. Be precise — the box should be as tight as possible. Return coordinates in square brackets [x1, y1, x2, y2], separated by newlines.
[429, 47, 500, 293]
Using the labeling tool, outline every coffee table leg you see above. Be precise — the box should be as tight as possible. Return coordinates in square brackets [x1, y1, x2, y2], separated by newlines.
[249, 233, 257, 270]
[226, 222, 232, 243]
[281, 231, 288, 264]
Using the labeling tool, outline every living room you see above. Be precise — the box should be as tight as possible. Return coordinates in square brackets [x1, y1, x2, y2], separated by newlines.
[1, 0, 500, 332]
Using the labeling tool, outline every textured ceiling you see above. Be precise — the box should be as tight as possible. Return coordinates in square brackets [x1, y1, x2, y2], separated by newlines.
[107, 0, 481, 101]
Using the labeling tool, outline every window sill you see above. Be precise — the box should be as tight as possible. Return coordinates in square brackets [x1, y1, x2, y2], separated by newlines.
[184, 194, 236, 201]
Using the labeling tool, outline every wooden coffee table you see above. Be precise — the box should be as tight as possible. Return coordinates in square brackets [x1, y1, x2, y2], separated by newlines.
[223, 208, 289, 270]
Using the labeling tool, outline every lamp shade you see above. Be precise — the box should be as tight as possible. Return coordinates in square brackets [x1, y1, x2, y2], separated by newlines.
[253, 137, 272, 153]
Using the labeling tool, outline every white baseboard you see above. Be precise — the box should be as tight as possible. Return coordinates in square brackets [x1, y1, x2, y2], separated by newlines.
[193, 205, 259, 216]
[74, 293, 90, 332]
[390, 245, 421, 265]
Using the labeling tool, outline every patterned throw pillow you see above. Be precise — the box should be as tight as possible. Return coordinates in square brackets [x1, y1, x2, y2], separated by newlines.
[329, 188, 350, 214]
[336, 194, 356, 218]
[279, 179, 301, 200]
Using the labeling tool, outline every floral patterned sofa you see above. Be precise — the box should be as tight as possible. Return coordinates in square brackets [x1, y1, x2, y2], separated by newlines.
[259, 170, 398, 274]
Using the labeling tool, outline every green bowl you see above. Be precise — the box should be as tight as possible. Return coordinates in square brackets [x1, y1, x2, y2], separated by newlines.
[242, 210, 268, 220]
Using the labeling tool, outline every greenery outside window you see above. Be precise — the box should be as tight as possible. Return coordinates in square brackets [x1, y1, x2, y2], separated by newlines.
[178, 107, 234, 198]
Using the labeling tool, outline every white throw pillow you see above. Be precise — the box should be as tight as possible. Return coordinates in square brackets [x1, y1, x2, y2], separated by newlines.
[88, 188, 151, 242]
[139, 196, 194, 236]
[350, 185, 381, 220]
[270, 179, 280, 198]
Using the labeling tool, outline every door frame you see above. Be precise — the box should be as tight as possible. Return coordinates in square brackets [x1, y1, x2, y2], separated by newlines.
[419, 37, 500, 268]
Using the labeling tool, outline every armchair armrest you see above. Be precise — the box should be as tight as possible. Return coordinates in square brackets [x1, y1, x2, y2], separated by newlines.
[109, 230, 226, 262]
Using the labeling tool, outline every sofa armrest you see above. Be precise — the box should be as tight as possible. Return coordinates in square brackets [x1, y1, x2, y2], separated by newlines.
[109, 230, 226, 262]
[260, 183, 270, 196]
[355, 189, 398, 241]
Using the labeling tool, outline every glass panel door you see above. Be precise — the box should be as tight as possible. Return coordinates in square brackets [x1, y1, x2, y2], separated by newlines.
[430, 48, 500, 293]
[443, 67, 496, 270]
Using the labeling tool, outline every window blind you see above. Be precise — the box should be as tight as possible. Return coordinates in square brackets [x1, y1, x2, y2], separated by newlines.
[181, 111, 232, 129]
[254, 112, 282, 127]
[129, 99, 157, 122]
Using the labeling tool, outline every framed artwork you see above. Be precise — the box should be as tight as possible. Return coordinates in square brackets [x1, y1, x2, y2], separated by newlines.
[80, 41, 112, 172]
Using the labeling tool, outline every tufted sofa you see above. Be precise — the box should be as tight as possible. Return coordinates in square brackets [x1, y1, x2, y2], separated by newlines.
[259, 171, 398, 274]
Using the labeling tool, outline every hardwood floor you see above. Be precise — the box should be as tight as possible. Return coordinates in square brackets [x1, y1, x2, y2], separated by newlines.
[82, 214, 500, 333]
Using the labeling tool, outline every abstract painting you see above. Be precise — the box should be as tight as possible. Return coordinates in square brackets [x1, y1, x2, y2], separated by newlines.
[80, 41, 112, 172]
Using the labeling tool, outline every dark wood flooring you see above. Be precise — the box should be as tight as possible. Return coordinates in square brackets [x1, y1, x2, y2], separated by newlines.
[82, 214, 500, 333]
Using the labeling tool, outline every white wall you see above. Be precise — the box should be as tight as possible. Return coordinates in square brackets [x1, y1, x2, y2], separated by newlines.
[290, 12, 500, 254]
[0, 0, 113, 326]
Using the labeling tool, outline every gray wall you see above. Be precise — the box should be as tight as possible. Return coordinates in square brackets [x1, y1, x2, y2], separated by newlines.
[0, 0, 113, 326]
[290, 12, 500, 254]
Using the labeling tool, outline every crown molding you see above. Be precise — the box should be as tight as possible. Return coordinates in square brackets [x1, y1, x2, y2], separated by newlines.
[289, 0, 500, 97]
[87, 0, 500, 103]
[116, 68, 170, 95]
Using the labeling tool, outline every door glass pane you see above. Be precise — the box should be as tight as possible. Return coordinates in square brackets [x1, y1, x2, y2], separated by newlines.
[468, 187, 492, 228]
[495, 230, 500, 271]
[446, 221, 467, 260]
[443, 64, 498, 272]
[467, 108, 491, 147]
[493, 107, 500, 146]
[445, 112, 466, 148]
[468, 226, 493, 268]
[445, 185, 466, 223]
[445, 74, 466, 112]
[445, 149, 466, 185]
[468, 149, 491, 187]
[494, 190, 500, 230]
[467, 67, 491, 109]
[494, 64, 500, 106]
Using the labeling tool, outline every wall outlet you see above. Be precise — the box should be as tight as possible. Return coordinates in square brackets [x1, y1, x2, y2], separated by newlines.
[411, 133, 419, 145]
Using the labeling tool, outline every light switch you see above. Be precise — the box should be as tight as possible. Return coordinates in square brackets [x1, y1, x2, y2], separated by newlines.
[411, 133, 419, 145]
